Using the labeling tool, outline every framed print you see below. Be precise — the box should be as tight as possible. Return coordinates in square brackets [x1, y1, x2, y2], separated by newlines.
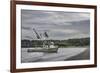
[10, 0, 97, 72]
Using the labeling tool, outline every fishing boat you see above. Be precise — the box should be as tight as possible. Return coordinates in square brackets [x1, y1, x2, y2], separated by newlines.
[27, 28, 58, 53]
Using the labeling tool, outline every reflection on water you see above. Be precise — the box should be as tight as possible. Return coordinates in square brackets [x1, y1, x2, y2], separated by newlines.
[21, 47, 90, 63]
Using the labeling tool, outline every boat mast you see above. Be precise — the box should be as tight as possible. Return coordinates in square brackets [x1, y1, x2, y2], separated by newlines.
[33, 28, 41, 39]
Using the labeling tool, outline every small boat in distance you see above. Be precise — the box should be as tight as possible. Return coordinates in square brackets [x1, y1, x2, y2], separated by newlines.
[27, 28, 58, 53]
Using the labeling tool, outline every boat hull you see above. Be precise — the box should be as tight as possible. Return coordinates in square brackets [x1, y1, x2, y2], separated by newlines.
[27, 48, 58, 53]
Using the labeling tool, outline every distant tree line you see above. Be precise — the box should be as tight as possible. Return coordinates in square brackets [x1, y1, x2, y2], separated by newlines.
[21, 37, 90, 48]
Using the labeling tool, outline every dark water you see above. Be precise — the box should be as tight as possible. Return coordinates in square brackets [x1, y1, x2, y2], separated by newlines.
[66, 48, 90, 60]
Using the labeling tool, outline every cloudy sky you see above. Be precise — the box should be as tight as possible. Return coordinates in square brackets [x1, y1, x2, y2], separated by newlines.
[21, 9, 90, 40]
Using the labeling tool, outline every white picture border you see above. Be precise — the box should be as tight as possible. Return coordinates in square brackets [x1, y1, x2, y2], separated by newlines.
[16, 5, 95, 69]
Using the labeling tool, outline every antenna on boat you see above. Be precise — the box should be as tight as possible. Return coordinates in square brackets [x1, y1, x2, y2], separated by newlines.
[33, 28, 41, 39]
[44, 31, 49, 38]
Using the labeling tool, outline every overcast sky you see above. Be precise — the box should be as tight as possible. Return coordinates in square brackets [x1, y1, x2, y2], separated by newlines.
[21, 9, 90, 40]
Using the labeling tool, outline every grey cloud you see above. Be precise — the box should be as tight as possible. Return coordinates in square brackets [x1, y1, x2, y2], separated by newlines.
[21, 9, 90, 40]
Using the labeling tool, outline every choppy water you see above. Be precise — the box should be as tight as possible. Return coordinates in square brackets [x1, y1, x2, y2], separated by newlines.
[21, 47, 89, 63]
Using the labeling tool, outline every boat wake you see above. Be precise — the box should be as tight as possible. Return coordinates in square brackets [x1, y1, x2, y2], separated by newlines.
[21, 47, 89, 63]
